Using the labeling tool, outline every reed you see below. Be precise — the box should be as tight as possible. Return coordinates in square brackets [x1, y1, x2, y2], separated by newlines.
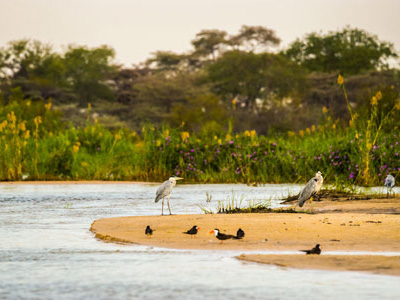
[0, 88, 399, 184]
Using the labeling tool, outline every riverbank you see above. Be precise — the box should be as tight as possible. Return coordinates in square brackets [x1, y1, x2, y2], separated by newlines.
[90, 211, 400, 252]
[90, 195, 400, 276]
[237, 254, 400, 277]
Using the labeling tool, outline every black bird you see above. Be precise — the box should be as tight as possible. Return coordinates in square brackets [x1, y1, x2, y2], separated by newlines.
[183, 225, 200, 237]
[209, 229, 239, 244]
[300, 244, 321, 255]
[145, 225, 154, 237]
[236, 228, 245, 239]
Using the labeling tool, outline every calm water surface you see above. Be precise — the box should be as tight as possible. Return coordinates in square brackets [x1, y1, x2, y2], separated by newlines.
[0, 183, 399, 299]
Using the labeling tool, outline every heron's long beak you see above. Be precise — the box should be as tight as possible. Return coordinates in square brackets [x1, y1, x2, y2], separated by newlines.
[175, 177, 184, 180]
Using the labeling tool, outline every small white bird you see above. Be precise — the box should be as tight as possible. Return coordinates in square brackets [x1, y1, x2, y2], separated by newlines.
[155, 176, 184, 215]
[384, 174, 395, 198]
[298, 171, 324, 208]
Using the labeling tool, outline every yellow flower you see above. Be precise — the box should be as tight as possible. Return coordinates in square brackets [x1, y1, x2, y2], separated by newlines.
[306, 128, 311, 134]
[131, 130, 137, 137]
[164, 129, 170, 139]
[299, 130, 304, 137]
[349, 119, 353, 127]
[235, 134, 239, 138]
[7, 111, 16, 122]
[287, 131, 295, 137]
[322, 106, 328, 114]
[26, 100, 31, 107]
[218, 138, 222, 145]
[114, 133, 122, 140]
[375, 91, 382, 101]
[72, 142, 80, 153]
[395, 102, 400, 110]
[156, 139, 161, 147]
[0, 120, 8, 131]
[337, 74, 344, 85]
[232, 98, 237, 110]
[213, 135, 218, 140]
[370, 96, 378, 106]
[44, 102, 52, 111]
[244, 130, 251, 137]
[332, 124, 336, 130]
[23, 130, 30, 139]
[81, 161, 89, 167]
[20, 121, 26, 132]
[250, 130, 256, 139]
[181, 131, 190, 141]
[225, 133, 232, 141]
[34, 116, 42, 125]
[311, 125, 316, 132]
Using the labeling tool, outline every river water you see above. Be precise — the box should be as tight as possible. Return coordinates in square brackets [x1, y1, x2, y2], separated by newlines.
[0, 183, 399, 299]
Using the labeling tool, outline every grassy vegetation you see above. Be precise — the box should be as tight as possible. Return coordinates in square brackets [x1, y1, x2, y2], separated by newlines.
[0, 79, 399, 184]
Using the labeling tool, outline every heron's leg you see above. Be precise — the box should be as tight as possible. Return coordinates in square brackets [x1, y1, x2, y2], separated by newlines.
[310, 197, 313, 213]
[387, 188, 389, 199]
[161, 198, 164, 215]
[167, 193, 172, 215]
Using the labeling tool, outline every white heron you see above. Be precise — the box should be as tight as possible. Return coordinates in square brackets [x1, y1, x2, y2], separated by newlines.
[384, 174, 395, 198]
[155, 175, 184, 215]
[298, 171, 324, 208]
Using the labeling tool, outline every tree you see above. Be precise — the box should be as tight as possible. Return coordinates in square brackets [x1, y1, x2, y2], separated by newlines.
[63, 45, 117, 105]
[169, 93, 228, 134]
[132, 72, 209, 125]
[145, 51, 187, 72]
[284, 26, 398, 74]
[0, 39, 53, 80]
[191, 29, 228, 61]
[205, 50, 306, 109]
[228, 25, 280, 52]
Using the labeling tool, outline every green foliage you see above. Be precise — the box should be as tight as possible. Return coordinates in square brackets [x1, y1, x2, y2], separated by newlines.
[63, 45, 117, 105]
[284, 26, 398, 74]
[205, 51, 307, 108]
[0, 88, 399, 183]
[0, 39, 117, 105]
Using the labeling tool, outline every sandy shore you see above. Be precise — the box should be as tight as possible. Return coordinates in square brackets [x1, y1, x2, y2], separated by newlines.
[294, 195, 400, 214]
[237, 254, 400, 276]
[87, 192, 400, 276]
[90, 212, 400, 252]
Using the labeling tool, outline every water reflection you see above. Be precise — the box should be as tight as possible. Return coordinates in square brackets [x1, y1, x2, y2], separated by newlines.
[0, 183, 399, 299]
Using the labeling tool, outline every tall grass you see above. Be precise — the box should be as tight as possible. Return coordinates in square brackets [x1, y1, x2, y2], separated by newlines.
[0, 86, 399, 184]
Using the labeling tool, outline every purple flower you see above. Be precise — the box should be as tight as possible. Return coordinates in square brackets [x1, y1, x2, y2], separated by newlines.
[229, 140, 234, 144]
[191, 149, 195, 153]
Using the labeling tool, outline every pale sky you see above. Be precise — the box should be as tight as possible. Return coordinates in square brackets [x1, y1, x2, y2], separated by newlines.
[1, 0, 399, 66]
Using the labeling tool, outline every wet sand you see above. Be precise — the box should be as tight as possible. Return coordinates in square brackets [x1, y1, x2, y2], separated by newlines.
[89, 195, 400, 276]
[294, 195, 400, 214]
[237, 254, 400, 276]
[90, 212, 400, 252]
